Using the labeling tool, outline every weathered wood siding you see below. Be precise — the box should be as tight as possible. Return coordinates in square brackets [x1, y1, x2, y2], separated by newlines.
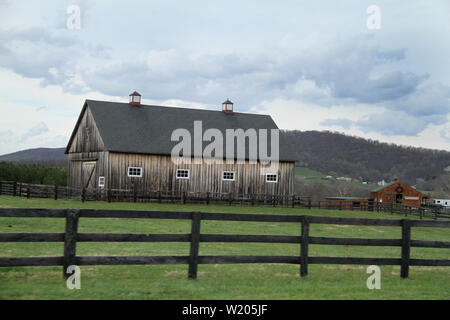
[67, 106, 108, 191]
[68, 152, 109, 191]
[108, 152, 295, 195]
[68, 106, 106, 154]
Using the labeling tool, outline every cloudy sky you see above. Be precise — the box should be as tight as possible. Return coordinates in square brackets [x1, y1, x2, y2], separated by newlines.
[0, 0, 449, 155]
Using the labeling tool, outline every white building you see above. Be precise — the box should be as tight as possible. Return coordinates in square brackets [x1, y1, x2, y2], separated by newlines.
[433, 199, 450, 207]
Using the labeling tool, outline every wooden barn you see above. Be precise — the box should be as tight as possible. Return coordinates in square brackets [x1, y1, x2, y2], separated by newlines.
[370, 178, 428, 207]
[65, 92, 297, 198]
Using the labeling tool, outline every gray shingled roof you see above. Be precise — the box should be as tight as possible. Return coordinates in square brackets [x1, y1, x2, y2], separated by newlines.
[66, 100, 297, 162]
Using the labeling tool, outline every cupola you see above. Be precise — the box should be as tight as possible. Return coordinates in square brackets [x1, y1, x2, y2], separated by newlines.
[222, 99, 234, 114]
[129, 91, 141, 106]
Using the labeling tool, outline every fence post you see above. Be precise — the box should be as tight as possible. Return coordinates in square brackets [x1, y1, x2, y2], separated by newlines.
[206, 192, 210, 205]
[300, 216, 309, 277]
[188, 212, 201, 279]
[81, 188, 86, 202]
[13, 182, 17, 196]
[228, 192, 232, 206]
[400, 219, 411, 278]
[308, 198, 312, 210]
[107, 189, 111, 203]
[54, 185, 58, 200]
[26, 186, 30, 199]
[63, 209, 79, 279]
[0, 181, 2, 196]
[133, 186, 137, 203]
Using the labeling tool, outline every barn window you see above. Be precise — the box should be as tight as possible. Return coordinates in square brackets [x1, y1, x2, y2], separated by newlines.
[222, 171, 235, 181]
[84, 127, 91, 143]
[128, 167, 142, 177]
[98, 176, 105, 188]
[176, 169, 190, 179]
[266, 173, 278, 183]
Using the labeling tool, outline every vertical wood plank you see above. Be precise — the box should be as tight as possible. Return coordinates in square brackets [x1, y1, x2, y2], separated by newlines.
[63, 209, 79, 279]
[401, 219, 411, 278]
[300, 216, 309, 277]
[188, 212, 201, 279]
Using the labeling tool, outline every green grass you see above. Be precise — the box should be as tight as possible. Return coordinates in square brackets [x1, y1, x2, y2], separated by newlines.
[295, 166, 333, 185]
[0, 195, 449, 300]
[295, 166, 328, 178]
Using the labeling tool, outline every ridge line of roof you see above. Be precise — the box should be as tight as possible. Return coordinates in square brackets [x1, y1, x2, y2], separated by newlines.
[85, 99, 272, 117]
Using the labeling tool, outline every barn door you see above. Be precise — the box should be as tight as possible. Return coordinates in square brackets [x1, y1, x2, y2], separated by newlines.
[82, 161, 97, 192]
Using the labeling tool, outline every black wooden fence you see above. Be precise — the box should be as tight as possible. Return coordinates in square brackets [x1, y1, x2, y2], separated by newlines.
[1, 180, 449, 219]
[0, 180, 310, 207]
[0, 181, 75, 200]
[0, 208, 449, 279]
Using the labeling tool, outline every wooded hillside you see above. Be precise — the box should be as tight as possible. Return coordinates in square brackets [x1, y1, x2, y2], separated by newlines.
[283, 130, 450, 185]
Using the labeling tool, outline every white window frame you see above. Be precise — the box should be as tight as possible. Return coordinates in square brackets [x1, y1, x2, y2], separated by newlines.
[176, 169, 190, 179]
[266, 173, 278, 183]
[98, 176, 105, 188]
[127, 166, 142, 177]
[222, 171, 235, 181]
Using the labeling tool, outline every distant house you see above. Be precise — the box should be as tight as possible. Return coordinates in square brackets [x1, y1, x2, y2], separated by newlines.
[336, 177, 352, 182]
[432, 199, 450, 208]
[65, 92, 297, 197]
[370, 178, 428, 207]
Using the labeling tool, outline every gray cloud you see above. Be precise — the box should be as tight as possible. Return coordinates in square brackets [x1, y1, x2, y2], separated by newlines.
[441, 126, 450, 142]
[0, 23, 448, 138]
[79, 36, 437, 110]
[391, 83, 450, 117]
[20, 122, 48, 142]
[320, 118, 354, 130]
[354, 111, 446, 136]
[0, 26, 110, 92]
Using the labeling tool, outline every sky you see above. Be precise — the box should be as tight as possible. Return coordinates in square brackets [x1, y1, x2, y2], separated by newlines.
[0, 0, 449, 155]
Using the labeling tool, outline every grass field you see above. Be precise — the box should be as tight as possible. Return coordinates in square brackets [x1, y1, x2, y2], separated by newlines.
[0, 195, 449, 300]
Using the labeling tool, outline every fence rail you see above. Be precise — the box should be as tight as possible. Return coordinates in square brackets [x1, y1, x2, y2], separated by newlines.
[1, 180, 449, 219]
[0, 208, 449, 279]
